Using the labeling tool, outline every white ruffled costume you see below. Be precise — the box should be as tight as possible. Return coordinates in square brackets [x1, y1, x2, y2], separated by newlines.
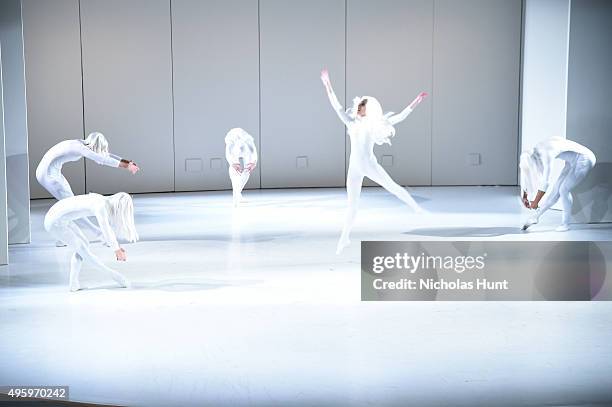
[44, 192, 138, 291]
[36, 133, 124, 239]
[520, 137, 596, 231]
[225, 128, 257, 207]
[324, 83, 423, 254]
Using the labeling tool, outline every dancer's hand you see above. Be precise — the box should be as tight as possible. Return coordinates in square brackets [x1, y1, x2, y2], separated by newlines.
[115, 248, 127, 261]
[320, 68, 331, 92]
[128, 162, 140, 174]
[529, 201, 539, 210]
[246, 162, 257, 173]
[232, 163, 242, 173]
[522, 196, 530, 209]
[409, 92, 428, 110]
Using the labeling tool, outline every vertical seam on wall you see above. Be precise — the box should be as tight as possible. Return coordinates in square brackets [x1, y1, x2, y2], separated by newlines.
[258, 0, 262, 188]
[0, 44, 9, 258]
[169, 0, 176, 191]
[18, 0, 31, 242]
[517, 0, 525, 185]
[563, 0, 571, 140]
[344, 0, 347, 184]
[430, 0, 435, 186]
[77, 0, 87, 192]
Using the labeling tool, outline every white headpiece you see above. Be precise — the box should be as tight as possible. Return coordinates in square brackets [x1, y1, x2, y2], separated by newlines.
[106, 192, 139, 243]
[225, 128, 254, 145]
[84, 132, 110, 155]
[347, 96, 396, 145]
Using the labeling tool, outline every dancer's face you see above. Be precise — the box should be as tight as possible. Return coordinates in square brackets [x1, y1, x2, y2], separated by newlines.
[357, 99, 367, 117]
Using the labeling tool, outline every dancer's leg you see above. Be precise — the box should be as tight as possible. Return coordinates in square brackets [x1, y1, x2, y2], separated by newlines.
[556, 155, 595, 231]
[69, 253, 84, 292]
[522, 163, 569, 230]
[239, 171, 251, 192]
[229, 167, 243, 207]
[337, 168, 364, 254]
[366, 163, 422, 212]
[66, 222, 130, 288]
[48, 222, 84, 291]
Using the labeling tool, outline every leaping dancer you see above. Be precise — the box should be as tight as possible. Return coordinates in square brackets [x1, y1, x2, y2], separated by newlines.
[320, 69, 428, 253]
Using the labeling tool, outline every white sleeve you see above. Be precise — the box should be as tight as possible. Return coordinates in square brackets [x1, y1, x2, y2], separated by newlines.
[225, 142, 237, 164]
[79, 143, 121, 167]
[109, 153, 123, 162]
[93, 206, 120, 251]
[388, 105, 414, 126]
[325, 85, 352, 127]
[537, 152, 552, 192]
[246, 138, 257, 164]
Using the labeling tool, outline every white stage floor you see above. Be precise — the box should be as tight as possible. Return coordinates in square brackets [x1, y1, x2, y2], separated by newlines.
[2, 187, 612, 406]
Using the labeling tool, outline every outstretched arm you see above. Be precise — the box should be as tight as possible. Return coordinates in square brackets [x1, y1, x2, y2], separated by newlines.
[388, 92, 428, 125]
[80, 144, 139, 174]
[110, 153, 140, 174]
[320, 69, 352, 127]
[79, 143, 121, 167]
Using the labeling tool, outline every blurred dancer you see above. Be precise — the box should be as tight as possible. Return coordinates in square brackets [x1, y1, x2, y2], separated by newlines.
[520, 137, 596, 232]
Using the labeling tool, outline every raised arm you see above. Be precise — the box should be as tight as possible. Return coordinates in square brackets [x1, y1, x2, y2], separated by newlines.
[388, 92, 428, 125]
[320, 69, 352, 127]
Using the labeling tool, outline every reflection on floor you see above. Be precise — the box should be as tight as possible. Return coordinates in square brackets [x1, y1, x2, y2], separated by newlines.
[2, 187, 612, 406]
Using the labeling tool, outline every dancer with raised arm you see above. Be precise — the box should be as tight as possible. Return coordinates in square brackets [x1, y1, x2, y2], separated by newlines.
[44, 192, 139, 292]
[225, 128, 258, 207]
[520, 137, 596, 232]
[36, 132, 139, 241]
[320, 69, 427, 253]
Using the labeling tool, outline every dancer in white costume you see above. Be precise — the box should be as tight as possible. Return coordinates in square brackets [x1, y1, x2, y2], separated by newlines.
[36, 132, 139, 240]
[225, 128, 257, 207]
[320, 69, 428, 253]
[520, 137, 596, 232]
[44, 192, 138, 292]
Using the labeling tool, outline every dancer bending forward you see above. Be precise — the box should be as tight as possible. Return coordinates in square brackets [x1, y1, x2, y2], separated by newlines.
[320, 69, 427, 253]
[36, 132, 139, 240]
[44, 192, 139, 292]
[225, 128, 257, 207]
[520, 137, 596, 232]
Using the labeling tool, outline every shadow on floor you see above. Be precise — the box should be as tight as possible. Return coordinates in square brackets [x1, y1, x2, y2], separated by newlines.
[138, 233, 301, 243]
[81, 278, 262, 293]
[403, 226, 525, 238]
[135, 277, 263, 292]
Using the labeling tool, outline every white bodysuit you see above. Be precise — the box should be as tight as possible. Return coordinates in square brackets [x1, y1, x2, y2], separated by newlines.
[523, 137, 596, 229]
[225, 129, 257, 207]
[325, 86, 423, 253]
[44, 193, 129, 291]
[36, 139, 121, 237]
